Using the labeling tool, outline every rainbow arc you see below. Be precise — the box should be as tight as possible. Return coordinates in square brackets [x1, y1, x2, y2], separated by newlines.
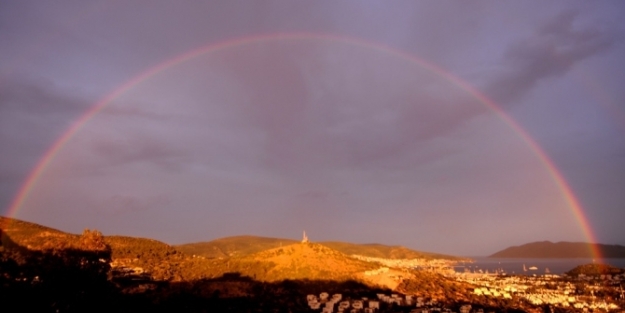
[2, 33, 600, 259]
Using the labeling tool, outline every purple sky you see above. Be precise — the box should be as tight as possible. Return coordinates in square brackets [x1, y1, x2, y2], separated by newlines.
[1, 1, 624, 256]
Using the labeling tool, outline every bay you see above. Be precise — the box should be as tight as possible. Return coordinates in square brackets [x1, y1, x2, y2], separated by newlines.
[453, 257, 625, 275]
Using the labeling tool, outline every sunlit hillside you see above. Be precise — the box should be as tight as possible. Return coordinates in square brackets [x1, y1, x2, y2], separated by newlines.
[321, 241, 460, 260]
[0, 216, 106, 252]
[176, 235, 299, 258]
[1, 216, 456, 286]
[225, 243, 378, 281]
[176, 236, 459, 260]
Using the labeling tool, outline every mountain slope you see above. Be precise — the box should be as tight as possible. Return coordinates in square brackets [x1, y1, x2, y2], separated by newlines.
[176, 236, 459, 260]
[321, 241, 459, 260]
[0, 216, 211, 281]
[211, 242, 379, 282]
[490, 241, 625, 258]
[177, 235, 298, 258]
[0, 216, 107, 252]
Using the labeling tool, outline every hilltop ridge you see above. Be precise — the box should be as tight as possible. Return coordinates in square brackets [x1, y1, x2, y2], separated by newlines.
[1, 216, 459, 286]
[176, 235, 459, 260]
[224, 242, 379, 281]
[177, 235, 299, 258]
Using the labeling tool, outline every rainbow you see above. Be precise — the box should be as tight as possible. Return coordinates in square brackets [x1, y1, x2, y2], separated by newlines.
[3, 32, 600, 259]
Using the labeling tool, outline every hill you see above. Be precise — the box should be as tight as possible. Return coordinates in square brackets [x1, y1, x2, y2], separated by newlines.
[201, 242, 424, 290]
[321, 241, 460, 260]
[0, 216, 213, 281]
[176, 235, 459, 260]
[217, 242, 379, 281]
[490, 241, 625, 258]
[0, 217, 514, 312]
[1, 216, 456, 289]
[176, 235, 298, 258]
[0, 216, 107, 252]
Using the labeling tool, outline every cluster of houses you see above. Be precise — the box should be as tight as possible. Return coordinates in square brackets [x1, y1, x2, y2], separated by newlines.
[565, 272, 625, 284]
[306, 293, 379, 313]
[454, 271, 624, 311]
[306, 292, 442, 312]
[351, 255, 456, 271]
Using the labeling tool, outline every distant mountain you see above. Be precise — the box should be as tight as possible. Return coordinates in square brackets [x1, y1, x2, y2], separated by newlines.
[490, 241, 625, 258]
[176, 236, 459, 260]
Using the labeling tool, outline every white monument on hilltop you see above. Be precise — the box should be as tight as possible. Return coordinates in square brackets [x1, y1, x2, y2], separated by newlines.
[302, 230, 309, 243]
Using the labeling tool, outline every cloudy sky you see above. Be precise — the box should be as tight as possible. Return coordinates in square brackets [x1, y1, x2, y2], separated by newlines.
[1, 1, 624, 256]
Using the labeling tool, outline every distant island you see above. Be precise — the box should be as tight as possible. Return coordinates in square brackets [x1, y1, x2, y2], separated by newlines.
[489, 241, 625, 258]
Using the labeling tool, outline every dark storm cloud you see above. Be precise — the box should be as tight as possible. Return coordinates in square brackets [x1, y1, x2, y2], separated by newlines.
[487, 11, 618, 105]
[201, 42, 482, 177]
[98, 194, 171, 215]
[0, 79, 87, 165]
[90, 136, 189, 171]
[0, 76, 172, 159]
[0, 77, 87, 115]
[0, 77, 89, 210]
[0, 76, 176, 209]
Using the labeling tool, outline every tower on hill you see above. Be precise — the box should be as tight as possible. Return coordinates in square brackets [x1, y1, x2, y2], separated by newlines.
[302, 230, 309, 243]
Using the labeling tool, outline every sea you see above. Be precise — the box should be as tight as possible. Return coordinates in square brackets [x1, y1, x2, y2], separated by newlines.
[453, 257, 625, 275]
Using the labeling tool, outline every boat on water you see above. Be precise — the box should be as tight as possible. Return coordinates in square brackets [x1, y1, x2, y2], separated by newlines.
[529, 266, 538, 271]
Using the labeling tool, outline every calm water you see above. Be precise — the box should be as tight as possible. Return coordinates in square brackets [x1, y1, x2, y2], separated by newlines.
[454, 258, 625, 275]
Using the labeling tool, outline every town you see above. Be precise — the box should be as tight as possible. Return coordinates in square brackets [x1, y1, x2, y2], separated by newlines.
[302, 257, 625, 313]
[454, 270, 624, 311]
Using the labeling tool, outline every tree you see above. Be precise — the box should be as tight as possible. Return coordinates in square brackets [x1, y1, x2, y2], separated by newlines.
[80, 228, 107, 251]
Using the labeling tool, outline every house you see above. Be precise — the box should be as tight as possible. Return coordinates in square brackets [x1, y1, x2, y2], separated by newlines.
[339, 301, 350, 310]
[406, 295, 414, 305]
[369, 300, 380, 309]
[352, 300, 364, 309]
[320, 292, 329, 301]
